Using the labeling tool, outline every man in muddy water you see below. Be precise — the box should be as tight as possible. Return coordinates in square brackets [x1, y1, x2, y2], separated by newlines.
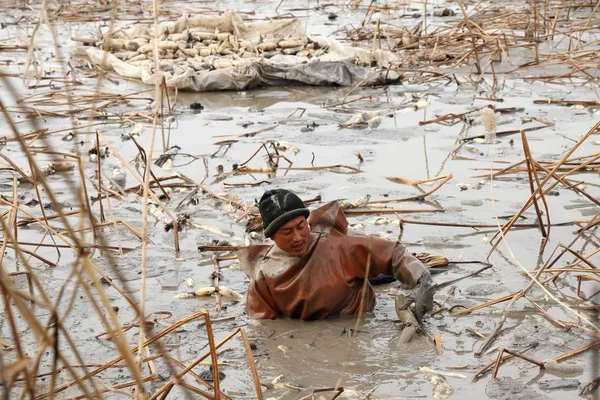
[237, 189, 435, 321]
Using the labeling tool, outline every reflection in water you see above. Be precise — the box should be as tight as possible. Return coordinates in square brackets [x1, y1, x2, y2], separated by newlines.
[177, 86, 334, 111]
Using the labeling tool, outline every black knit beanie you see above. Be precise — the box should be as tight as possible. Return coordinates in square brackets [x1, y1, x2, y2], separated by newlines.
[259, 189, 310, 238]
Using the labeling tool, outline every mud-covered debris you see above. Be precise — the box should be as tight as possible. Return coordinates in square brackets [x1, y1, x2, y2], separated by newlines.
[480, 106, 500, 143]
[419, 366, 467, 379]
[401, 22, 422, 48]
[109, 165, 126, 191]
[348, 223, 365, 230]
[175, 188, 200, 211]
[199, 368, 225, 382]
[486, 377, 549, 400]
[461, 199, 484, 207]
[147, 202, 165, 222]
[374, 231, 391, 239]
[19, 163, 74, 183]
[194, 286, 217, 297]
[190, 102, 204, 111]
[195, 287, 217, 297]
[340, 200, 353, 210]
[62, 132, 76, 141]
[433, 8, 456, 17]
[88, 145, 109, 162]
[244, 231, 263, 246]
[395, 295, 419, 344]
[423, 373, 453, 399]
[339, 194, 372, 211]
[209, 239, 234, 248]
[154, 145, 181, 168]
[300, 121, 318, 133]
[164, 213, 191, 232]
[340, 327, 358, 337]
[414, 253, 450, 268]
[192, 223, 234, 238]
[245, 215, 263, 232]
[19, 196, 40, 207]
[130, 123, 144, 137]
[538, 379, 580, 392]
[340, 112, 379, 129]
[580, 377, 600, 397]
[218, 286, 244, 299]
[541, 359, 584, 375]
[277, 344, 289, 354]
[367, 116, 382, 129]
[100, 276, 112, 286]
[173, 292, 195, 299]
[174, 287, 216, 299]
[275, 141, 299, 154]
[463, 144, 484, 156]
[372, 217, 390, 225]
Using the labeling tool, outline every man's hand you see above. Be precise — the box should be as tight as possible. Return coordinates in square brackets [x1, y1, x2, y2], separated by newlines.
[398, 269, 435, 324]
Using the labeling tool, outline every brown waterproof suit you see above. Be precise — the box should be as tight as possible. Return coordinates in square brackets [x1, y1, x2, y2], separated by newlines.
[238, 201, 427, 320]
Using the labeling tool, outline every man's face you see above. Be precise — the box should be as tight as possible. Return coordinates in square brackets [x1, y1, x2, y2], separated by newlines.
[272, 216, 310, 256]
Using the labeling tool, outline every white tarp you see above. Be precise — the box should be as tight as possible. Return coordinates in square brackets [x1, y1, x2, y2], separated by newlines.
[76, 11, 402, 92]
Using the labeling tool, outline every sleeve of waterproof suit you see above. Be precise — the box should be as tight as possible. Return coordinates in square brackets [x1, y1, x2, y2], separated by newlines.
[346, 235, 427, 287]
[246, 280, 280, 319]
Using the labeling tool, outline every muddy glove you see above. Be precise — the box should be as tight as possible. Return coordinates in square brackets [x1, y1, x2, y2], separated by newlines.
[399, 269, 435, 324]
